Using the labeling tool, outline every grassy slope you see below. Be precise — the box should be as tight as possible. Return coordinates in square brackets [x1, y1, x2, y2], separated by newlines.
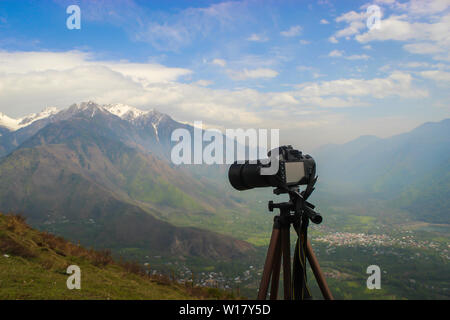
[0, 213, 235, 300]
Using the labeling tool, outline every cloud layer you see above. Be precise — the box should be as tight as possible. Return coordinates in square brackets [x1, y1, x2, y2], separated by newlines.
[0, 50, 430, 134]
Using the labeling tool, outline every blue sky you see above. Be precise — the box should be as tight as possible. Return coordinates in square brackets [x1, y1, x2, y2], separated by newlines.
[0, 0, 449, 149]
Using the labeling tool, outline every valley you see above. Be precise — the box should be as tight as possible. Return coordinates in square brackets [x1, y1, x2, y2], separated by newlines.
[0, 102, 448, 300]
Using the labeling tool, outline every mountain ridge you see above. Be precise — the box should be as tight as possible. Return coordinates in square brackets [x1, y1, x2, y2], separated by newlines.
[0, 102, 170, 132]
[0, 102, 256, 263]
[314, 117, 450, 223]
[0, 102, 181, 158]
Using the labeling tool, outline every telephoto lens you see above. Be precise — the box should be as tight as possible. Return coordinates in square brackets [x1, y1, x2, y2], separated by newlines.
[228, 160, 278, 191]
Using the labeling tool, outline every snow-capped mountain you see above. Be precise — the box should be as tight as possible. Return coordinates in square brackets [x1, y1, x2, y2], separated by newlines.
[100, 103, 170, 142]
[18, 107, 59, 128]
[0, 102, 170, 132]
[0, 112, 20, 131]
[68, 102, 173, 136]
[0, 101, 184, 158]
[0, 107, 58, 131]
[104, 103, 150, 120]
[103, 103, 170, 129]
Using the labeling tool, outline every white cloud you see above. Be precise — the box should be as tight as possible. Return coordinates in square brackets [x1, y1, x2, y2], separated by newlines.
[398, 61, 450, 70]
[312, 72, 326, 79]
[320, 19, 330, 24]
[328, 50, 344, 57]
[346, 54, 370, 60]
[336, 10, 366, 23]
[356, 13, 450, 61]
[374, 0, 396, 4]
[295, 72, 428, 99]
[331, 1, 450, 61]
[406, 0, 450, 15]
[334, 10, 367, 39]
[280, 25, 302, 37]
[402, 62, 431, 68]
[0, 50, 191, 84]
[192, 80, 214, 86]
[299, 39, 310, 45]
[212, 58, 227, 67]
[247, 33, 269, 42]
[403, 43, 443, 55]
[297, 66, 326, 79]
[356, 15, 428, 42]
[297, 96, 368, 108]
[420, 70, 450, 84]
[328, 50, 369, 60]
[227, 68, 279, 80]
[328, 36, 339, 43]
[297, 66, 314, 72]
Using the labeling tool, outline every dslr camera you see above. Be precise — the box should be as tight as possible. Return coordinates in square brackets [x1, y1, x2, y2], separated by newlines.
[228, 145, 316, 191]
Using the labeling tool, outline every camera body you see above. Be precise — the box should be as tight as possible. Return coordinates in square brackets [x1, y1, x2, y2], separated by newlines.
[228, 145, 316, 191]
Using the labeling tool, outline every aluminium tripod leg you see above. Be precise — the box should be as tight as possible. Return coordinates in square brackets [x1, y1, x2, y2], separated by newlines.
[257, 227, 281, 299]
[306, 240, 334, 300]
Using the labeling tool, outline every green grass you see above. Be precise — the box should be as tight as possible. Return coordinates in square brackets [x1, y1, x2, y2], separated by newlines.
[0, 255, 191, 300]
[0, 213, 237, 300]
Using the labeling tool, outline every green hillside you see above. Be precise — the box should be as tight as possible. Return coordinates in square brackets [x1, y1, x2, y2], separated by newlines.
[0, 213, 236, 300]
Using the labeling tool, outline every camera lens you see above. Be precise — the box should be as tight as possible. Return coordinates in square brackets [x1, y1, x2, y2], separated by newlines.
[228, 161, 274, 191]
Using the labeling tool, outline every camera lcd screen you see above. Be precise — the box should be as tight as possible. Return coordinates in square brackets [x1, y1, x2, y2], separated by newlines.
[285, 162, 305, 184]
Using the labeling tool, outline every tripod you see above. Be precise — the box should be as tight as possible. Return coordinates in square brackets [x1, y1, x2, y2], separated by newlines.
[257, 188, 334, 300]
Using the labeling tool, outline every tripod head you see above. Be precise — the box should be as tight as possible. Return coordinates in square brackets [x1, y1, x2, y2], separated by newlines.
[269, 181, 322, 225]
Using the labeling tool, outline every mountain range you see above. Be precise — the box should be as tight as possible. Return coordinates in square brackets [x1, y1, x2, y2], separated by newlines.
[0, 102, 255, 263]
[314, 119, 450, 224]
[0, 102, 185, 158]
